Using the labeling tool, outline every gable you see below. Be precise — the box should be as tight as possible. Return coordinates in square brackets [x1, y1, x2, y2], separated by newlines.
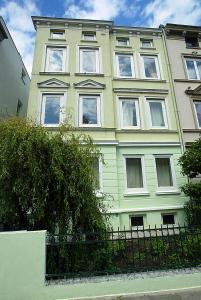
[37, 78, 70, 88]
[74, 79, 105, 89]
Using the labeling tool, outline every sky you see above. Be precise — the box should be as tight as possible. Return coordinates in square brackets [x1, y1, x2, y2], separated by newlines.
[0, 0, 201, 76]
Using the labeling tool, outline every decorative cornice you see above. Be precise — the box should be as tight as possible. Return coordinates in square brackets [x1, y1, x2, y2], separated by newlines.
[74, 79, 105, 89]
[117, 142, 181, 147]
[108, 205, 184, 214]
[37, 78, 70, 88]
[113, 88, 169, 94]
[185, 84, 201, 95]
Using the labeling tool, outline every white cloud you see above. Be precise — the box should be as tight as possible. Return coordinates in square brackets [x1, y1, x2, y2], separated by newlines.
[64, 0, 126, 20]
[143, 0, 201, 27]
[0, 0, 40, 75]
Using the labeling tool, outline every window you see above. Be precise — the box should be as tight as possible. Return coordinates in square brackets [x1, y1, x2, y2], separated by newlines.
[147, 99, 168, 129]
[116, 53, 134, 77]
[141, 55, 160, 79]
[185, 36, 199, 48]
[45, 47, 66, 72]
[82, 32, 96, 41]
[194, 101, 201, 128]
[41, 94, 64, 126]
[79, 95, 101, 127]
[117, 37, 129, 46]
[93, 157, 102, 192]
[125, 156, 146, 193]
[155, 156, 175, 190]
[119, 98, 140, 128]
[185, 58, 201, 80]
[79, 48, 100, 73]
[16, 99, 22, 116]
[162, 214, 175, 225]
[141, 39, 153, 48]
[21, 69, 26, 84]
[51, 30, 65, 39]
[130, 216, 144, 227]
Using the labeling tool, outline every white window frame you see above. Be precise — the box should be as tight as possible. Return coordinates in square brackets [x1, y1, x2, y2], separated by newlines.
[79, 47, 100, 73]
[115, 53, 135, 78]
[130, 214, 145, 229]
[185, 58, 201, 80]
[117, 37, 129, 46]
[141, 55, 160, 79]
[140, 39, 153, 48]
[119, 98, 140, 129]
[78, 94, 101, 127]
[40, 93, 65, 127]
[45, 47, 66, 72]
[161, 212, 177, 227]
[124, 155, 147, 195]
[146, 98, 168, 129]
[154, 155, 177, 193]
[82, 32, 96, 41]
[51, 30, 65, 39]
[193, 100, 201, 128]
[93, 157, 103, 196]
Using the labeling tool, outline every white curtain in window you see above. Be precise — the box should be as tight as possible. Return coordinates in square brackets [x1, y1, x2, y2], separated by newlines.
[156, 158, 173, 187]
[122, 101, 137, 127]
[126, 158, 143, 188]
[149, 102, 165, 127]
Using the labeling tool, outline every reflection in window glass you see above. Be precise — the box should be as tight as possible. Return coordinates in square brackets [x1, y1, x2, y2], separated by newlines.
[186, 59, 201, 80]
[149, 101, 165, 127]
[44, 96, 61, 125]
[80, 49, 99, 73]
[117, 54, 133, 77]
[141, 39, 153, 48]
[155, 157, 173, 187]
[122, 100, 137, 127]
[47, 49, 64, 72]
[194, 101, 201, 127]
[143, 56, 158, 78]
[82, 97, 97, 124]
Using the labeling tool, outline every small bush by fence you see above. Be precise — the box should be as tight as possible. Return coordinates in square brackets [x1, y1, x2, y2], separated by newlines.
[46, 225, 201, 280]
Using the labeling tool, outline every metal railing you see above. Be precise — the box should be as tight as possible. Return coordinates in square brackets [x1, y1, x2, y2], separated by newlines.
[46, 225, 201, 280]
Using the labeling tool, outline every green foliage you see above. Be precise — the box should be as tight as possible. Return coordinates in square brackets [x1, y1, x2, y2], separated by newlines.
[178, 138, 201, 227]
[0, 117, 108, 234]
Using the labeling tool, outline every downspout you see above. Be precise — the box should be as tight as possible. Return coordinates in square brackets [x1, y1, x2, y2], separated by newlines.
[160, 25, 185, 154]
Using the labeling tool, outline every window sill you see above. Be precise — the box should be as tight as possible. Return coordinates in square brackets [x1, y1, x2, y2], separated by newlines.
[115, 45, 132, 49]
[186, 46, 201, 49]
[80, 40, 98, 43]
[124, 191, 150, 197]
[140, 47, 156, 50]
[156, 190, 180, 195]
[39, 72, 70, 76]
[48, 38, 66, 42]
[75, 73, 104, 77]
[113, 77, 166, 82]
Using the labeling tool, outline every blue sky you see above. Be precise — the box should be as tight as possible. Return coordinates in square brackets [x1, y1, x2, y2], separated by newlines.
[1, 0, 201, 75]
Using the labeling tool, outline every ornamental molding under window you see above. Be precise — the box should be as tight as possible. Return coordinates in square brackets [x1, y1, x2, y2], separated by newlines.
[74, 79, 105, 89]
[113, 88, 168, 94]
[37, 78, 70, 88]
[185, 84, 201, 95]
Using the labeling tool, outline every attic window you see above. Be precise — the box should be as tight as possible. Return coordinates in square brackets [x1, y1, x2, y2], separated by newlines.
[117, 37, 129, 46]
[185, 36, 199, 48]
[82, 32, 96, 41]
[51, 30, 65, 39]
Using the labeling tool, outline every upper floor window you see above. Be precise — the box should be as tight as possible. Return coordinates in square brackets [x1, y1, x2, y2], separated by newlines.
[79, 48, 100, 73]
[194, 101, 201, 128]
[119, 98, 140, 129]
[82, 32, 96, 41]
[125, 156, 146, 193]
[79, 95, 101, 127]
[141, 39, 153, 48]
[21, 69, 26, 84]
[117, 37, 129, 46]
[141, 55, 160, 79]
[41, 94, 64, 127]
[155, 156, 175, 191]
[185, 58, 201, 80]
[116, 53, 134, 77]
[147, 99, 168, 129]
[45, 47, 66, 72]
[51, 30, 65, 39]
[185, 36, 199, 48]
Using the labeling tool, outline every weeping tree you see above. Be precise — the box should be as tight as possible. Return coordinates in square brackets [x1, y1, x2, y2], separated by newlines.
[0, 117, 108, 234]
[179, 138, 201, 227]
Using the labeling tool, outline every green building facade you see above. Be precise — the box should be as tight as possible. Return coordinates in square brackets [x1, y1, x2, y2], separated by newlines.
[28, 17, 187, 229]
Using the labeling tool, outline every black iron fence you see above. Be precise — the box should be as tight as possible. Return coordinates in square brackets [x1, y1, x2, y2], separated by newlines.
[46, 225, 201, 280]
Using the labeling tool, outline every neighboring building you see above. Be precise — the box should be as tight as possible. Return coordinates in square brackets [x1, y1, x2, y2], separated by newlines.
[28, 16, 187, 230]
[0, 17, 30, 117]
[163, 24, 201, 147]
